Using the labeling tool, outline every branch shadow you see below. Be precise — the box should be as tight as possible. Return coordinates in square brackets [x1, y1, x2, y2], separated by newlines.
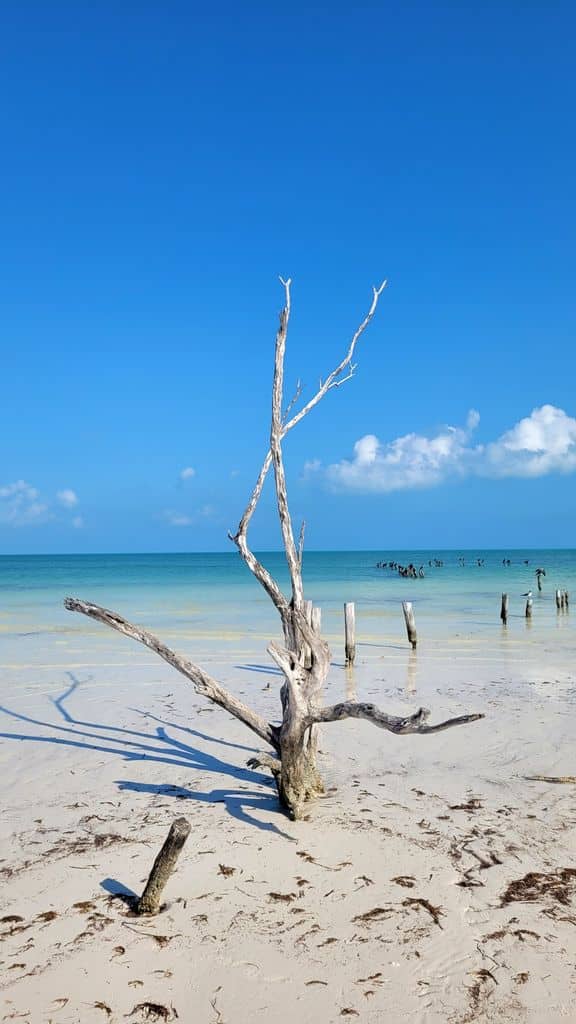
[0, 674, 290, 836]
[115, 780, 295, 839]
[235, 663, 283, 676]
[129, 709, 258, 755]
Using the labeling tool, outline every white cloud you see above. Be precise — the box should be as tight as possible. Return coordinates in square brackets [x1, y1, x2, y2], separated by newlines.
[180, 466, 196, 480]
[0, 480, 83, 528]
[302, 458, 321, 479]
[321, 405, 576, 493]
[57, 488, 79, 507]
[0, 480, 39, 500]
[0, 480, 51, 526]
[466, 409, 481, 431]
[484, 405, 576, 478]
[326, 418, 475, 493]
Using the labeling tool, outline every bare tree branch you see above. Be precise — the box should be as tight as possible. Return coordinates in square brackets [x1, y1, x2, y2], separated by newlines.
[283, 378, 303, 424]
[297, 520, 306, 568]
[282, 279, 387, 434]
[270, 278, 303, 611]
[64, 598, 278, 749]
[229, 279, 387, 627]
[307, 702, 484, 734]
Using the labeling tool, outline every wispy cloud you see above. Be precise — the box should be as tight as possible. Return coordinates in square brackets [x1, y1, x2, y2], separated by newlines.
[318, 405, 576, 494]
[162, 510, 194, 527]
[0, 480, 82, 527]
[57, 488, 79, 507]
[160, 504, 218, 528]
[0, 480, 50, 526]
[180, 466, 196, 480]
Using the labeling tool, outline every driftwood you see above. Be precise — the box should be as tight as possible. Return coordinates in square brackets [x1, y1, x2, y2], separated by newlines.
[523, 775, 576, 785]
[65, 279, 483, 820]
[137, 817, 191, 915]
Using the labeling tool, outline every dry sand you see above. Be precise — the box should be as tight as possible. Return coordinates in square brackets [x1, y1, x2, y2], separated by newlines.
[1, 626, 575, 1023]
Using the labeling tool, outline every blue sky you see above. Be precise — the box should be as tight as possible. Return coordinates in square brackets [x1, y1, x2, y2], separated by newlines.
[1, 1, 575, 553]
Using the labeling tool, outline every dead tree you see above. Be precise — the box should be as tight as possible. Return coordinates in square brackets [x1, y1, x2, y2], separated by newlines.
[65, 279, 483, 820]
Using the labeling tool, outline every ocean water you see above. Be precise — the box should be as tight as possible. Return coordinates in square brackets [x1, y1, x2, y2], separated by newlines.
[0, 550, 573, 647]
[0, 553, 574, 789]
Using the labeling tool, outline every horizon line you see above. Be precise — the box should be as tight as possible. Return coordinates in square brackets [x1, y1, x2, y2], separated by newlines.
[1, 547, 574, 557]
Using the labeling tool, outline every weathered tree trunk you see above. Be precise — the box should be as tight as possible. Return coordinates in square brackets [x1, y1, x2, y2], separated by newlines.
[64, 279, 483, 822]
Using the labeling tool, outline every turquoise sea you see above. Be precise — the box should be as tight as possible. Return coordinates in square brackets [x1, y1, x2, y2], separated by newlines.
[0, 551, 573, 648]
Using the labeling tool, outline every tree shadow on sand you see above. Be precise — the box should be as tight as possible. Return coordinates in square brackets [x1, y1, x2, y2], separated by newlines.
[0, 673, 293, 837]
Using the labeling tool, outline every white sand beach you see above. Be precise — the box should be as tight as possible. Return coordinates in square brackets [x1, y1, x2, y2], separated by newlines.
[1, 612, 575, 1024]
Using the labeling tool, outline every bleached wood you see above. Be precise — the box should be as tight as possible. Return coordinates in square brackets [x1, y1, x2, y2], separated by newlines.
[302, 600, 313, 668]
[137, 817, 191, 915]
[63, 598, 277, 749]
[65, 278, 484, 822]
[229, 278, 387, 641]
[308, 703, 484, 734]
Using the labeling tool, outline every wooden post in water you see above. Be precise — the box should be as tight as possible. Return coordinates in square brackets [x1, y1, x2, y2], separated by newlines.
[500, 593, 509, 625]
[564, 590, 570, 610]
[525, 595, 533, 619]
[344, 602, 356, 666]
[402, 601, 417, 649]
[556, 589, 562, 611]
[137, 817, 191, 915]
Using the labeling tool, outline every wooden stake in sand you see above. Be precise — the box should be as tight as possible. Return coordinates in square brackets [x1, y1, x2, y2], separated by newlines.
[564, 590, 570, 610]
[525, 595, 533, 619]
[500, 593, 509, 625]
[137, 817, 191, 915]
[556, 589, 562, 611]
[402, 601, 417, 649]
[344, 602, 356, 666]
